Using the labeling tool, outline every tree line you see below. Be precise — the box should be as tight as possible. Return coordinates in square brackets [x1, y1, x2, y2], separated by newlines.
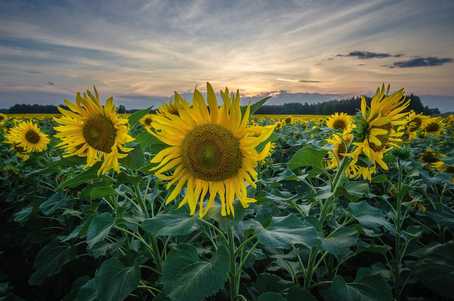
[255, 95, 439, 115]
[0, 95, 440, 115]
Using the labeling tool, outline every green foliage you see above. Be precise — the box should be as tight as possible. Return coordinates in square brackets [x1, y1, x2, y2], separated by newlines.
[161, 244, 230, 301]
[94, 258, 140, 301]
[142, 212, 199, 237]
[254, 214, 320, 249]
[288, 145, 327, 170]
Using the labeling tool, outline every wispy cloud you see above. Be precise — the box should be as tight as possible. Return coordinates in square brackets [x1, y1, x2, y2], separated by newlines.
[337, 50, 401, 59]
[390, 57, 453, 68]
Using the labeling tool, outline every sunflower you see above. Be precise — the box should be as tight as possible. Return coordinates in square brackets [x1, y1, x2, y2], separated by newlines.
[5, 121, 49, 153]
[346, 161, 376, 181]
[422, 117, 444, 136]
[54, 88, 134, 175]
[420, 149, 445, 170]
[148, 83, 274, 217]
[326, 112, 354, 133]
[0, 113, 7, 126]
[284, 117, 292, 124]
[406, 111, 426, 139]
[140, 114, 154, 128]
[158, 94, 188, 116]
[326, 133, 352, 169]
[352, 84, 409, 172]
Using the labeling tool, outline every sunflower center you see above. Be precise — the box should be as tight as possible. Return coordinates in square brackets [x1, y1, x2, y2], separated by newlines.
[182, 124, 242, 181]
[83, 115, 117, 153]
[332, 119, 346, 130]
[425, 122, 440, 133]
[409, 117, 422, 131]
[25, 130, 41, 144]
[421, 151, 438, 163]
[0, 115, 4, 121]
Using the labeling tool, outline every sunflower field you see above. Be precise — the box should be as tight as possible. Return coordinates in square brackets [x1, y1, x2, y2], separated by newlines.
[1, 83, 454, 301]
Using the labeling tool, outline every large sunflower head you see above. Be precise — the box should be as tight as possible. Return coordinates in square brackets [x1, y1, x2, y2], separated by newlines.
[326, 112, 354, 133]
[422, 117, 444, 136]
[353, 84, 409, 171]
[148, 83, 274, 217]
[0, 113, 7, 126]
[54, 88, 134, 175]
[5, 121, 49, 153]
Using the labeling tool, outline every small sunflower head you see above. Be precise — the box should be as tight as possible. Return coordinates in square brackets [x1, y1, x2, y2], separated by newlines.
[54, 87, 134, 175]
[423, 118, 443, 135]
[327, 112, 353, 133]
[5, 121, 49, 153]
[420, 150, 441, 164]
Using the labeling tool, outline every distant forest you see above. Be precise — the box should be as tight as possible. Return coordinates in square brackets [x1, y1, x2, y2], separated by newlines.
[0, 95, 440, 115]
[255, 95, 439, 115]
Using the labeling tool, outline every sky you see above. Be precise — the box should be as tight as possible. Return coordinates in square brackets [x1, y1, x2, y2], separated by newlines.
[1, 0, 454, 111]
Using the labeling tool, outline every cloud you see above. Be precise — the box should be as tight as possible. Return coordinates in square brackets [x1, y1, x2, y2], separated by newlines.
[277, 78, 321, 83]
[299, 79, 321, 83]
[390, 57, 453, 68]
[337, 50, 401, 59]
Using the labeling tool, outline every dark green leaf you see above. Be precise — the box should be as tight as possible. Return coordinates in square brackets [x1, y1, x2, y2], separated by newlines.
[86, 212, 114, 248]
[80, 184, 116, 201]
[257, 292, 286, 301]
[288, 145, 327, 170]
[348, 201, 391, 231]
[321, 226, 358, 259]
[39, 192, 67, 215]
[29, 241, 76, 285]
[287, 286, 317, 301]
[255, 214, 320, 249]
[321, 275, 392, 301]
[58, 165, 99, 189]
[142, 212, 199, 237]
[414, 242, 454, 298]
[161, 244, 230, 301]
[94, 258, 140, 301]
[14, 207, 33, 223]
[122, 144, 146, 170]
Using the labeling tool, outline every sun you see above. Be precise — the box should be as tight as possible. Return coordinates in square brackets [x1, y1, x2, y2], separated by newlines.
[54, 87, 134, 175]
[5, 121, 49, 153]
[326, 112, 353, 133]
[148, 83, 274, 217]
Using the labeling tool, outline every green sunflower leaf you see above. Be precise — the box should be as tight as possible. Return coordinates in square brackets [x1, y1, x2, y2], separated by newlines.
[161, 244, 230, 301]
[86, 212, 115, 248]
[321, 275, 392, 301]
[288, 145, 327, 170]
[94, 257, 140, 301]
[141, 212, 199, 237]
[255, 214, 320, 250]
